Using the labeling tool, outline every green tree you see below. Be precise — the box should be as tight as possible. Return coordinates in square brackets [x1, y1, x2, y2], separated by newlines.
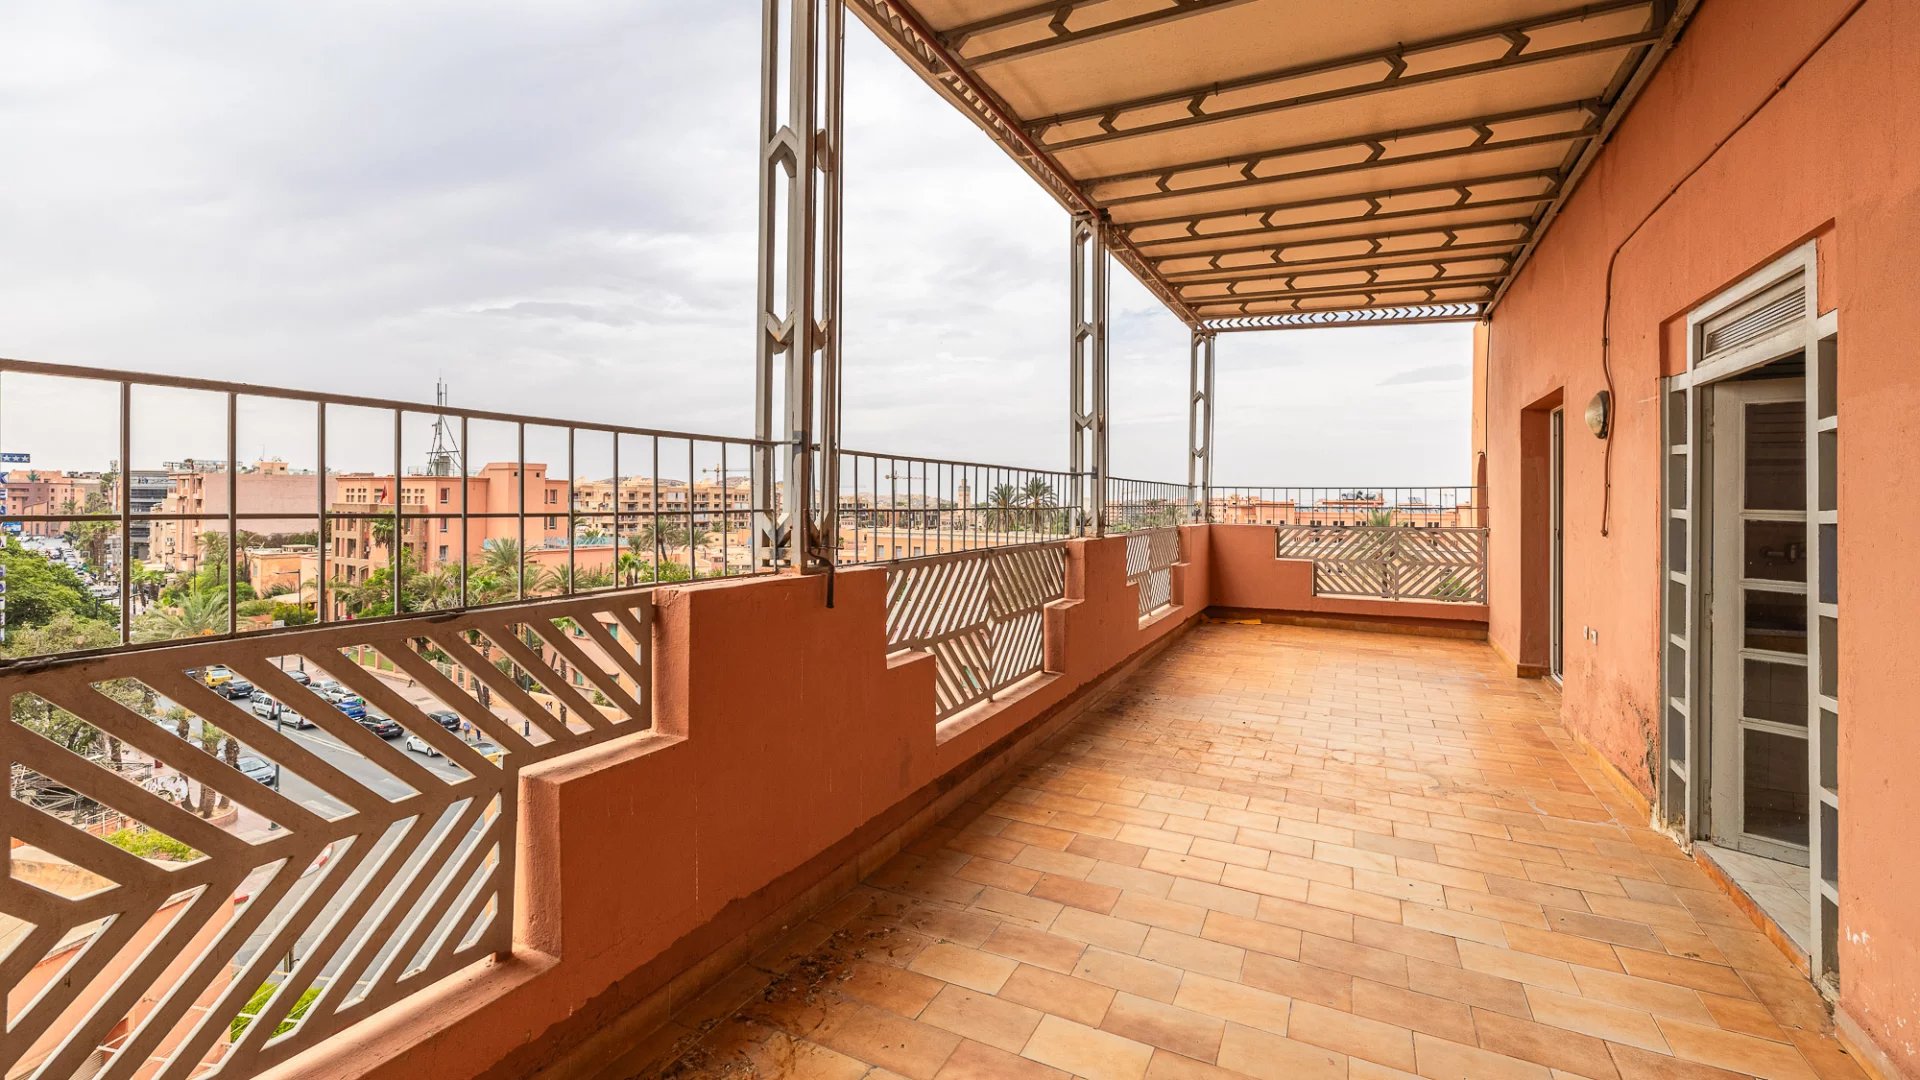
[1021, 478, 1058, 534]
[134, 588, 228, 641]
[987, 484, 1022, 531]
[0, 538, 114, 628]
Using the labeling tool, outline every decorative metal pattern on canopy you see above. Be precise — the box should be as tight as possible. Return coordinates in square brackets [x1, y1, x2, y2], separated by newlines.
[852, 0, 1695, 331]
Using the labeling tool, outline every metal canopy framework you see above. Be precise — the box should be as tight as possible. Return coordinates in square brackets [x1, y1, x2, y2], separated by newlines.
[850, 0, 1693, 334]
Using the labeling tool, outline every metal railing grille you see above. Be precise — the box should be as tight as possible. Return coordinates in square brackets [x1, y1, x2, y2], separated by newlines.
[1125, 528, 1181, 618]
[3, 591, 651, 1080]
[884, 543, 1066, 720]
[1274, 524, 1487, 603]
[837, 450, 1076, 566]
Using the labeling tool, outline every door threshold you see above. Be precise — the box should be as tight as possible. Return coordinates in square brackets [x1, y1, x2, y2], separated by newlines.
[1693, 842, 1812, 977]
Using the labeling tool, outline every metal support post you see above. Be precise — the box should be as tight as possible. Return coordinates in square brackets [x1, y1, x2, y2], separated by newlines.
[754, 0, 844, 574]
[1069, 213, 1109, 535]
[1187, 330, 1216, 521]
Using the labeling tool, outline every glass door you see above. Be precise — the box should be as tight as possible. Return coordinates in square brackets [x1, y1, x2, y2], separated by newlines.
[1709, 379, 1809, 865]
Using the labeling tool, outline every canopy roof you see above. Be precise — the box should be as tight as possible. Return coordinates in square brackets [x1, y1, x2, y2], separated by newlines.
[852, 0, 1693, 331]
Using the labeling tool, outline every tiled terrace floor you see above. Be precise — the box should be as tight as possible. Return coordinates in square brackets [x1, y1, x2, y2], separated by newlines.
[614, 622, 1860, 1080]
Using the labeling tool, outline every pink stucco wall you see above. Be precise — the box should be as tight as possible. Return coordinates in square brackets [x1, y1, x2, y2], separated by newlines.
[1476, 0, 1920, 1066]
[261, 527, 1213, 1080]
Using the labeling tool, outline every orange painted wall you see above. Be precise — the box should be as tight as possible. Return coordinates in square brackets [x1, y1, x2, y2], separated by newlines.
[260, 527, 1212, 1080]
[1478, 0, 1920, 1065]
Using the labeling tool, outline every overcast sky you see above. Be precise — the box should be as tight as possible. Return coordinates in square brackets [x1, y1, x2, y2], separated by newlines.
[0, 2, 1472, 484]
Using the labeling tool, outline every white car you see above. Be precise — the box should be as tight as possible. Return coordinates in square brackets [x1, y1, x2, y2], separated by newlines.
[403, 733, 441, 757]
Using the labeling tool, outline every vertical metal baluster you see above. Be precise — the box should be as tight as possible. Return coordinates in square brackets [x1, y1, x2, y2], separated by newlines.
[119, 382, 133, 644]
[226, 391, 238, 636]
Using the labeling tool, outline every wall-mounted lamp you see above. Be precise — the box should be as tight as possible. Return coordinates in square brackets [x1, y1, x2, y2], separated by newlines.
[1585, 390, 1612, 439]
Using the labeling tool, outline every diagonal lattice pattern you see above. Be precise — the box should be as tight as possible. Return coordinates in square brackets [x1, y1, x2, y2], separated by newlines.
[1124, 528, 1182, 619]
[885, 544, 1067, 721]
[3, 591, 652, 1080]
[1275, 524, 1487, 603]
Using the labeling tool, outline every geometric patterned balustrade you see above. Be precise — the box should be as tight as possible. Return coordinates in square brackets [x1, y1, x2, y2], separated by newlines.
[3, 592, 651, 1079]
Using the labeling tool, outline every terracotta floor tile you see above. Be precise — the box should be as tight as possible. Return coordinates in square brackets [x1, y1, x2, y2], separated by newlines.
[981, 923, 1088, 975]
[1217, 1023, 1348, 1080]
[1472, 1007, 1621, 1078]
[1241, 951, 1355, 1011]
[1456, 940, 1580, 993]
[1073, 946, 1188, 1002]
[1289, 999, 1418, 1071]
[1615, 947, 1755, 1000]
[1168, 878, 1262, 918]
[934, 1038, 1071, 1080]
[908, 942, 1019, 994]
[1171, 971, 1292, 1036]
[1032, 871, 1124, 913]
[1522, 986, 1669, 1053]
[1199, 909, 1302, 960]
[1102, 992, 1229, 1063]
[1301, 932, 1411, 986]
[1022, 1013, 1156, 1080]
[917, 984, 1045, 1054]
[838, 958, 948, 1017]
[1656, 1018, 1821, 1079]
[998, 964, 1116, 1027]
[1069, 834, 1154, 868]
[808, 998, 964, 1079]
[621, 625, 1856, 1080]
[1113, 892, 1211, 935]
[1405, 956, 1530, 1018]
[1501, 923, 1624, 972]
[1349, 978, 1477, 1045]
[1412, 1032, 1553, 1080]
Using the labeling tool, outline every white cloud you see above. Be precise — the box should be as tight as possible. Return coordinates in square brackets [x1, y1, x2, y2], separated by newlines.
[0, 4, 1471, 485]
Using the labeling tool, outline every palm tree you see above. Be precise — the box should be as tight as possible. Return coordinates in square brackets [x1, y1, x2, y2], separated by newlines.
[478, 539, 522, 597]
[987, 483, 1022, 531]
[616, 550, 646, 587]
[1021, 478, 1058, 534]
[636, 519, 678, 563]
[197, 530, 231, 582]
[139, 588, 228, 640]
[405, 566, 461, 611]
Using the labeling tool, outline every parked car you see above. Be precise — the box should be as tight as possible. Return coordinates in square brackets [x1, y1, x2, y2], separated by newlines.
[358, 715, 404, 739]
[403, 732, 440, 757]
[219, 679, 254, 700]
[331, 695, 367, 720]
[235, 756, 278, 786]
[427, 710, 462, 731]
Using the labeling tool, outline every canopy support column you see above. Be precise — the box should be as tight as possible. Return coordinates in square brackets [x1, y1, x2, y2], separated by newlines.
[1188, 330, 1216, 522]
[1070, 213, 1109, 536]
[755, 0, 844, 574]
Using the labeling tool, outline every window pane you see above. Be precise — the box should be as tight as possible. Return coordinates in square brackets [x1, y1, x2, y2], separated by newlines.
[1743, 728, 1809, 847]
[1744, 401, 1804, 511]
[1742, 658, 1807, 726]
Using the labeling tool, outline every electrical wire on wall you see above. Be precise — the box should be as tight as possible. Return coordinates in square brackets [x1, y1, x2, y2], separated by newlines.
[1593, 0, 1867, 537]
